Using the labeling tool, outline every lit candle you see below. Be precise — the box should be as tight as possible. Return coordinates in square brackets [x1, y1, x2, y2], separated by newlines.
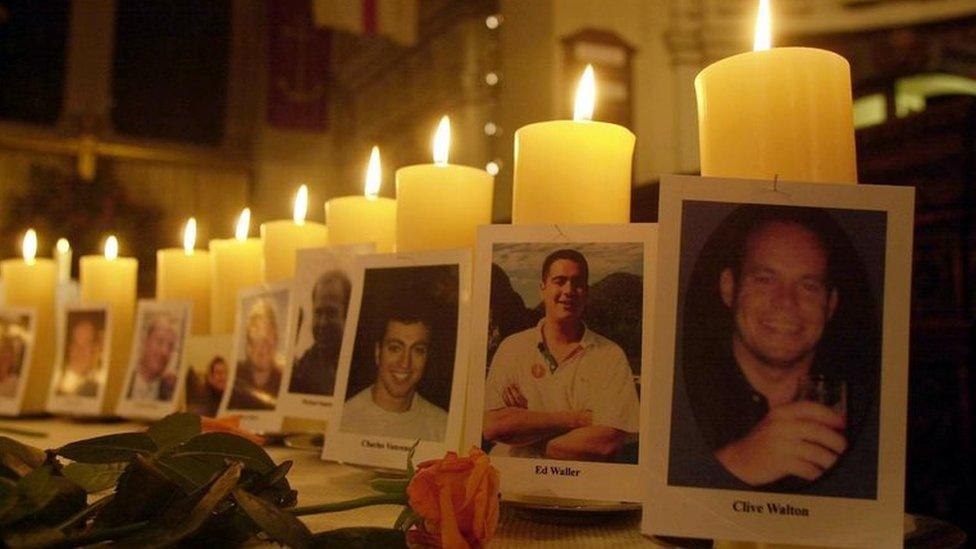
[54, 238, 72, 284]
[80, 235, 138, 413]
[326, 146, 397, 252]
[157, 218, 212, 334]
[209, 208, 263, 334]
[396, 116, 494, 252]
[261, 184, 329, 283]
[0, 230, 57, 413]
[512, 65, 635, 224]
[695, 0, 856, 183]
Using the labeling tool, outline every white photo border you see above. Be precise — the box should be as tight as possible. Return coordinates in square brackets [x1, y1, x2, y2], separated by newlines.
[279, 244, 374, 421]
[0, 306, 36, 416]
[641, 175, 914, 547]
[323, 249, 471, 470]
[47, 302, 113, 417]
[464, 224, 657, 503]
[116, 299, 193, 421]
[218, 281, 293, 433]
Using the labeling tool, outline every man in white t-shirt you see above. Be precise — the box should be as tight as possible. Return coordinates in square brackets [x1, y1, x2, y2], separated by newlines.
[340, 309, 447, 442]
[483, 249, 640, 461]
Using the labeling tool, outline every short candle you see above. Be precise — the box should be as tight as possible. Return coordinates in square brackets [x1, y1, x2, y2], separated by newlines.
[210, 208, 263, 334]
[157, 217, 212, 334]
[326, 146, 397, 253]
[261, 184, 329, 283]
[396, 115, 494, 252]
[512, 65, 635, 224]
[695, 0, 856, 184]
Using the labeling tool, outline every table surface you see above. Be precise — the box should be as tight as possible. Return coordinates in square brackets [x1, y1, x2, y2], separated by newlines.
[0, 417, 659, 548]
[1, 418, 965, 548]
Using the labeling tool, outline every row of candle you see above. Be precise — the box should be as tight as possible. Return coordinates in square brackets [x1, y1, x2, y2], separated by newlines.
[1, 0, 855, 415]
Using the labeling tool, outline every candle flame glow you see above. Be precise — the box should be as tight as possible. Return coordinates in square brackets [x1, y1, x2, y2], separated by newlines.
[753, 0, 772, 51]
[22, 229, 37, 264]
[433, 115, 451, 165]
[365, 146, 382, 198]
[293, 184, 308, 224]
[183, 217, 197, 254]
[235, 208, 251, 241]
[104, 236, 119, 260]
[56, 238, 70, 254]
[573, 65, 596, 122]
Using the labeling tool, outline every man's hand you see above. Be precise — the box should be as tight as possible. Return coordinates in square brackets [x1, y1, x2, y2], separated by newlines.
[503, 383, 528, 408]
[484, 407, 591, 447]
[714, 401, 847, 486]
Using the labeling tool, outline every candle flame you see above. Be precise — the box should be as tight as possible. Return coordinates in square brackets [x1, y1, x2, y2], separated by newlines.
[56, 238, 70, 254]
[365, 146, 382, 198]
[22, 229, 37, 264]
[433, 115, 451, 165]
[183, 217, 197, 254]
[235, 208, 251, 241]
[573, 65, 596, 122]
[293, 184, 309, 224]
[104, 236, 119, 260]
[753, 0, 772, 51]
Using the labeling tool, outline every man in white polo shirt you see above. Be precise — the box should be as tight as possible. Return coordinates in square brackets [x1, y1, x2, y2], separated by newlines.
[483, 249, 640, 461]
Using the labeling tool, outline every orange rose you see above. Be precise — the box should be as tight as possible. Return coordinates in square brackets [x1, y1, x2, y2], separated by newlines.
[406, 447, 500, 549]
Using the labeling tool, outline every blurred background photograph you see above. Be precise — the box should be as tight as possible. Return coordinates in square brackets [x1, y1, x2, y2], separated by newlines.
[227, 286, 290, 411]
[55, 308, 108, 398]
[0, 309, 32, 400]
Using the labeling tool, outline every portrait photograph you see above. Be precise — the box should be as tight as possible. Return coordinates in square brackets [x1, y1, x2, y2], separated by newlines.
[0, 307, 35, 416]
[465, 224, 656, 503]
[47, 304, 112, 417]
[182, 334, 233, 418]
[643, 175, 915, 548]
[324, 250, 470, 470]
[220, 282, 292, 432]
[280, 244, 372, 420]
[117, 300, 192, 420]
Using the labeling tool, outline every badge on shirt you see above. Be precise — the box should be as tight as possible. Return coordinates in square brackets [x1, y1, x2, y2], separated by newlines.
[531, 362, 547, 379]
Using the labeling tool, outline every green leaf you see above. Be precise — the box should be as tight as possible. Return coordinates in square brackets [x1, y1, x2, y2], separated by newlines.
[147, 413, 201, 452]
[0, 477, 17, 518]
[311, 527, 407, 548]
[0, 437, 46, 477]
[165, 432, 275, 474]
[92, 457, 182, 529]
[62, 462, 127, 493]
[113, 461, 242, 549]
[232, 487, 313, 549]
[370, 477, 409, 496]
[0, 466, 86, 527]
[56, 432, 157, 464]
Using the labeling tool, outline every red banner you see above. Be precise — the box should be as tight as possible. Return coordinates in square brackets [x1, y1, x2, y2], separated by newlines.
[267, 0, 331, 132]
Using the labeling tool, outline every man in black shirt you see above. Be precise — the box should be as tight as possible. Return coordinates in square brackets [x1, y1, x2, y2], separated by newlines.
[289, 270, 351, 396]
[672, 205, 880, 498]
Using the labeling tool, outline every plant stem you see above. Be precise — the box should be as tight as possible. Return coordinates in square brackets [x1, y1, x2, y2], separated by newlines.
[288, 493, 405, 516]
[55, 494, 114, 531]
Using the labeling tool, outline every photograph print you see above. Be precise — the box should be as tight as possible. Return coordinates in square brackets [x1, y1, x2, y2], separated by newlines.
[222, 282, 292, 426]
[117, 300, 191, 419]
[0, 308, 35, 414]
[183, 334, 233, 418]
[483, 242, 643, 464]
[642, 175, 915, 548]
[325, 249, 470, 470]
[668, 201, 885, 499]
[279, 245, 372, 419]
[48, 304, 112, 417]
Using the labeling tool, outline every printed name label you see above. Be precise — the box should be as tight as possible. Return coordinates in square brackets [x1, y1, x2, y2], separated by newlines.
[533, 465, 582, 477]
[732, 500, 810, 517]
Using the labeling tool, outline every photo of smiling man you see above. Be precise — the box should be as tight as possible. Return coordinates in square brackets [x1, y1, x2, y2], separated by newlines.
[339, 264, 458, 443]
[482, 244, 643, 463]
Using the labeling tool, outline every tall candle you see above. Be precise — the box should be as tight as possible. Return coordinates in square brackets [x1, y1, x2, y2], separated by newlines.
[396, 116, 494, 252]
[326, 146, 397, 253]
[0, 230, 57, 414]
[512, 65, 635, 224]
[54, 238, 72, 284]
[210, 208, 263, 334]
[695, 0, 856, 184]
[80, 235, 137, 413]
[261, 185, 329, 283]
[157, 218, 211, 334]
